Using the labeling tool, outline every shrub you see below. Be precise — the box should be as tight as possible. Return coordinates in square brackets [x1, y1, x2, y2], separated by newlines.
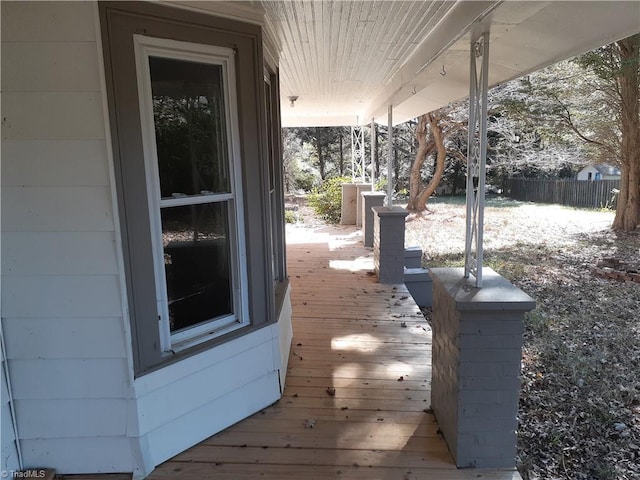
[293, 170, 317, 192]
[308, 176, 351, 223]
[284, 210, 297, 224]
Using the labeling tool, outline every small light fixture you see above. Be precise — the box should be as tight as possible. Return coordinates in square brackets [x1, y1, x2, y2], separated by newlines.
[288, 95, 299, 107]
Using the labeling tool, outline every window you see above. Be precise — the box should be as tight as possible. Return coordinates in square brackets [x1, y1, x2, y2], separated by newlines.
[100, 2, 281, 374]
[134, 36, 248, 351]
[264, 71, 287, 305]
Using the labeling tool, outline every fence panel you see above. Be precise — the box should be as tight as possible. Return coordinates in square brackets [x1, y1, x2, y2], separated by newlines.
[507, 179, 619, 209]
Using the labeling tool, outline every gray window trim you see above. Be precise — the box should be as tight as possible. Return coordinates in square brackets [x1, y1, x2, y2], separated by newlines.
[265, 70, 289, 312]
[99, 1, 284, 375]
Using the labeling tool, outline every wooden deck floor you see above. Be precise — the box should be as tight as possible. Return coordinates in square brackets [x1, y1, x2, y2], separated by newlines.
[143, 224, 521, 480]
[60, 225, 521, 480]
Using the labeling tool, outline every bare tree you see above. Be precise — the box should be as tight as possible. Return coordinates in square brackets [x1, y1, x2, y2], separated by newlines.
[406, 109, 465, 212]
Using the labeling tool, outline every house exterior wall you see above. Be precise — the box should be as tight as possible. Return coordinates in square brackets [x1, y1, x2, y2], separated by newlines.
[1, 0, 136, 472]
[1, 1, 292, 477]
[1, 355, 20, 471]
[130, 318, 287, 471]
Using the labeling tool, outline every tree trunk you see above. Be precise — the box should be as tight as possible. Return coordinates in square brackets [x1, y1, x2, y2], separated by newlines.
[613, 35, 640, 231]
[394, 146, 400, 191]
[414, 112, 447, 208]
[407, 113, 447, 212]
[339, 132, 344, 176]
[407, 115, 429, 211]
[317, 143, 326, 180]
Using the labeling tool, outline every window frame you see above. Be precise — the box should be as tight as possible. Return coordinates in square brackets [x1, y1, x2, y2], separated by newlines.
[133, 35, 249, 352]
[99, 1, 286, 375]
[263, 70, 287, 294]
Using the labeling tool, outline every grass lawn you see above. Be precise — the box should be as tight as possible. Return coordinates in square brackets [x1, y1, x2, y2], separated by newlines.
[404, 196, 640, 480]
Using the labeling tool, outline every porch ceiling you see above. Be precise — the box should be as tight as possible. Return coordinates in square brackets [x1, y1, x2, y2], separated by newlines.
[173, 1, 640, 127]
[261, 0, 639, 127]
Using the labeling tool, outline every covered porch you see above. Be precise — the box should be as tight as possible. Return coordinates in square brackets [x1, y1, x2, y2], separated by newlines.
[144, 224, 520, 479]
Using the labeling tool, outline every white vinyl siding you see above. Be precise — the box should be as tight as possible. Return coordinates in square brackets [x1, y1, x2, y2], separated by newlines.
[1, 354, 20, 471]
[1, 1, 133, 473]
[1, 140, 110, 188]
[134, 322, 283, 466]
[1, 2, 294, 476]
[275, 286, 294, 391]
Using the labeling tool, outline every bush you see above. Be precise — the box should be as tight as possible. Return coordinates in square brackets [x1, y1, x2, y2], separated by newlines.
[308, 176, 351, 223]
[284, 210, 297, 224]
[292, 170, 317, 192]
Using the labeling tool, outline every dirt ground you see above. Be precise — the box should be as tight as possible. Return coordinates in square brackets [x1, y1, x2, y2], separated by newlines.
[404, 197, 640, 480]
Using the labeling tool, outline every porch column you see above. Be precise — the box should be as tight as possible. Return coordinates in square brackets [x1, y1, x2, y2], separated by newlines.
[372, 206, 408, 283]
[386, 105, 393, 206]
[464, 31, 489, 287]
[340, 183, 358, 224]
[361, 191, 386, 247]
[341, 182, 372, 226]
[370, 118, 376, 190]
[351, 124, 366, 182]
[355, 183, 372, 227]
[430, 267, 535, 468]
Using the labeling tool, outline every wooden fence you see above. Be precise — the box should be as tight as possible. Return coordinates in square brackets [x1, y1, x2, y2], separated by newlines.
[507, 178, 620, 209]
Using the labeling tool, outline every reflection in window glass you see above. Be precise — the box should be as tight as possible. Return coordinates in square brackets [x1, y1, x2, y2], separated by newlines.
[161, 203, 233, 332]
[150, 57, 230, 198]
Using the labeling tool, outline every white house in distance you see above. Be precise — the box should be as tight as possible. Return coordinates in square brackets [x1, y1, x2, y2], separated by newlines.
[1, 1, 638, 478]
[577, 163, 623, 181]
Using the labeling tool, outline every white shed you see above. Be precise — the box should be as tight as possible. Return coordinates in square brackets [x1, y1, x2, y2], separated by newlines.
[577, 163, 623, 181]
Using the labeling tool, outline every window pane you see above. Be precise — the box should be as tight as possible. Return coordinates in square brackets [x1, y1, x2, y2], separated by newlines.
[161, 202, 233, 332]
[150, 57, 230, 198]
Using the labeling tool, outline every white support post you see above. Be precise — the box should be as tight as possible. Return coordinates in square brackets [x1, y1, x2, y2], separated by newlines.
[350, 126, 356, 182]
[371, 118, 376, 190]
[387, 105, 393, 207]
[351, 124, 366, 182]
[464, 31, 490, 288]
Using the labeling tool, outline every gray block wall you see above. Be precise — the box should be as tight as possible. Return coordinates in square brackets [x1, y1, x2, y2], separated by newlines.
[429, 267, 535, 468]
[355, 183, 372, 227]
[372, 206, 408, 283]
[341, 183, 372, 225]
[404, 246, 422, 268]
[340, 183, 358, 224]
[361, 192, 386, 247]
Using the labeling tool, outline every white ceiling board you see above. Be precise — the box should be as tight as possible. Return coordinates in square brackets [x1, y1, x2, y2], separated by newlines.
[258, 1, 639, 127]
[367, 1, 640, 125]
[261, 1, 459, 126]
[162, 1, 640, 126]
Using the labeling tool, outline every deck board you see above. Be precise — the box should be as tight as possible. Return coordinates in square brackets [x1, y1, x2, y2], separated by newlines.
[145, 224, 522, 480]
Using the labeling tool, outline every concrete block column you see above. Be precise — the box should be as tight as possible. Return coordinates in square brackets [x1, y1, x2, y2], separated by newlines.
[372, 206, 408, 283]
[341, 183, 372, 225]
[429, 267, 535, 469]
[340, 183, 357, 224]
[355, 183, 372, 227]
[361, 191, 386, 247]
